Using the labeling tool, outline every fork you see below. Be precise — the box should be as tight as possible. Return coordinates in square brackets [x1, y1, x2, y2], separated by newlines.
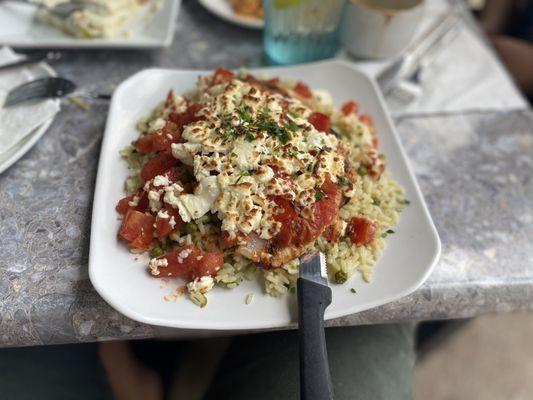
[298, 251, 334, 400]
[3, 77, 111, 108]
[0, 0, 106, 18]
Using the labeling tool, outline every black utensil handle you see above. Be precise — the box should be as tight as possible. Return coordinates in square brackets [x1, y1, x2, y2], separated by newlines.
[298, 278, 334, 400]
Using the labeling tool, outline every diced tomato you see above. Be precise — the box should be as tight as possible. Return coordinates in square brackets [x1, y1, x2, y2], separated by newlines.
[140, 153, 178, 182]
[347, 217, 377, 247]
[212, 67, 235, 84]
[133, 120, 183, 155]
[341, 101, 359, 116]
[194, 252, 224, 277]
[360, 114, 374, 130]
[273, 221, 294, 248]
[116, 190, 149, 215]
[155, 121, 179, 150]
[184, 103, 203, 124]
[154, 207, 184, 238]
[137, 191, 149, 211]
[168, 103, 203, 132]
[133, 134, 155, 154]
[320, 174, 338, 199]
[119, 210, 155, 249]
[152, 245, 224, 279]
[322, 224, 339, 243]
[116, 195, 135, 215]
[294, 81, 313, 98]
[308, 112, 330, 132]
[266, 77, 280, 85]
[151, 133, 171, 153]
[313, 198, 337, 229]
[220, 230, 237, 248]
[272, 192, 337, 248]
[271, 196, 297, 223]
[164, 90, 175, 108]
[164, 166, 194, 185]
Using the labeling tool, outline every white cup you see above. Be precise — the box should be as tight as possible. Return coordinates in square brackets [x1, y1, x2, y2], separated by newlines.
[341, 0, 425, 59]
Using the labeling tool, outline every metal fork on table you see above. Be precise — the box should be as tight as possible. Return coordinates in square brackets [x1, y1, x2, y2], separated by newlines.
[3, 77, 112, 108]
[0, 0, 106, 18]
[377, 7, 460, 100]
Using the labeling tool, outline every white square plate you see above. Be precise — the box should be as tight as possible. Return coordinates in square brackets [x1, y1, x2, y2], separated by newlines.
[0, 0, 180, 49]
[89, 60, 441, 330]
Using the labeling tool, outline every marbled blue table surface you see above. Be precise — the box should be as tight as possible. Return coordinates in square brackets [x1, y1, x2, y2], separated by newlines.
[0, 1, 531, 347]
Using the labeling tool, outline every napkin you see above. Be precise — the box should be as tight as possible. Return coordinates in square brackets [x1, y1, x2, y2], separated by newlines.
[385, 21, 529, 116]
[0, 47, 60, 154]
[348, 0, 529, 116]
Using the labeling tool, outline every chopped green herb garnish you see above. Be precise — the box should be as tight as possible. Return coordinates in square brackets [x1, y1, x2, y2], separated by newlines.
[238, 107, 252, 123]
[321, 138, 326, 145]
[335, 270, 347, 284]
[236, 170, 250, 183]
[403, 199, 411, 205]
[373, 197, 381, 206]
[315, 189, 325, 201]
[357, 165, 368, 176]
[338, 176, 350, 186]
[289, 287, 296, 294]
[381, 229, 395, 238]
[149, 247, 164, 259]
[307, 163, 313, 173]
[221, 126, 238, 141]
[287, 120, 298, 132]
[350, 288, 356, 294]
[289, 111, 298, 119]
[245, 132, 255, 142]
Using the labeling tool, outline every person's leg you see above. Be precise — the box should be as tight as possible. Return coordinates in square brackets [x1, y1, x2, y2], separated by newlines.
[99, 341, 164, 400]
[491, 36, 533, 97]
[0, 343, 114, 400]
[204, 324, 416, 400]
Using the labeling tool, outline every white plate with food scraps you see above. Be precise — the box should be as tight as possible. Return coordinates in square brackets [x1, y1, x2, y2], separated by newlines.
[0, 0, 180, 49]
[198, 0, 263, 29]
[89, 60, 440, 330]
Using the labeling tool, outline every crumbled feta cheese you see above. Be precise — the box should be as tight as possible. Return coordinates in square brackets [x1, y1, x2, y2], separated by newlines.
[149, 117, 166, 131]
[157, 210, 169, 219]
[148, 257, 168, 276]
[169, 216, 176, 228]
[148, 190, 162, 212]
[177, 248, 193, 264]
[163, 183, 184, 208]
[230, 139, 260, 171]
[153, 175, 170, 187]
[187, 276, 214, 295]
[313, 89, 333, 106]
[172, 176, 220, 222]
[128, 195, 140, 207]
[171, 142, 202, 166]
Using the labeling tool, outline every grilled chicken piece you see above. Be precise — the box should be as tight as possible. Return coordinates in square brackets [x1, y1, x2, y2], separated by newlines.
[269, 243, 312, 268]
[236, 233, 269, 263]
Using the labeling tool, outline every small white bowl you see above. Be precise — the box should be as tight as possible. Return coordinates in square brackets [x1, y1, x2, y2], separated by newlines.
[341, 0, 425, 59]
